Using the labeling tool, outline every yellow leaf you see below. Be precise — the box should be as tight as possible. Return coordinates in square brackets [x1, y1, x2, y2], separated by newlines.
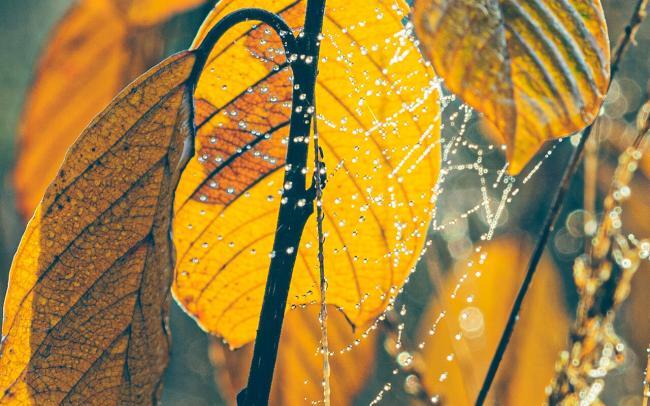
[413, 0, 610, 173]
[0, 52, 197, 405]
[14, 0, 206, 218]
[172, 0, 442, 348]
[416, 237, 568, 404]
[210, 306, 375, 405]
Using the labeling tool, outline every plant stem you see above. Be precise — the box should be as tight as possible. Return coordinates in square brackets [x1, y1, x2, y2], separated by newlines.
[583, 133, 599, 252]
[312, 99, 331, 405]
[644, 344, 650, 406]
[474, 1, 649, 404]
[192, 9, 297, 83]
[240, 1, 327, 405]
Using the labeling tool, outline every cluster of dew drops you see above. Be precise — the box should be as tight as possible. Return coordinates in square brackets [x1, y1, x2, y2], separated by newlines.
[361, 109, 565, 404]
[361, 119, 571, 403]
[310, 86, 564, 406]
[192, 6, 565, 404]
[189, 22, 322, 258]
[189, 7, 448, 287]
[232, 11, 577, 405]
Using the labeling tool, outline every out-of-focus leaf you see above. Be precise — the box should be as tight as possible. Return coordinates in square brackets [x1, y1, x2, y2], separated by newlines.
[15, 0, 206, 218]
[415, 237, 568, 404]
[172, 0, 441, 348]
[0, 52, 197, 404]
[618, 176, 650, 357]
[121, 0, 208, 25]
[413, 0, 610, 173]
[209, 306, 376, 405]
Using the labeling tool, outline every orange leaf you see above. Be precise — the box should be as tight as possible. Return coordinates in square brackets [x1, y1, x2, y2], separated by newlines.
[15, 0, 206, 218]
[0, 52, 197, 404]
[413, 0, 610, 173]
[172, 0, 442, 348]
[210, 306, 375, 405]
[416, 237, 568, 404]
[122, 0, 208, 26]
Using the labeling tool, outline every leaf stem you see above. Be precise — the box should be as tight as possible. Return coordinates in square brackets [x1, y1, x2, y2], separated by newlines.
[312, 98, 331, 405]
[238, 1, 327, 405]
[191, 8, 297, 84]
[474, 1, 649, 404]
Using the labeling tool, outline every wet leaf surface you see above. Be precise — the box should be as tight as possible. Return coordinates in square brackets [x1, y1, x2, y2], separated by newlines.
[0, 52, 196, 404]
[172, 0, 442, 348]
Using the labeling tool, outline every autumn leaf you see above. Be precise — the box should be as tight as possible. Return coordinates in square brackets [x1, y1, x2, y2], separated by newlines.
[14, 0, 207, 218]
[413, 0, 610, 173]
[210, 305, 375, 405]
[416, 237, 568, 404]
[120, 0, 208, 26]
[0, 52, 197, 404]
[172, 0, 442, 348]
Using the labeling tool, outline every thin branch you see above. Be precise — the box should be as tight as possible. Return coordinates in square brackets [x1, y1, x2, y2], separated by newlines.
[643, 345, 650, 406]
[312, 97, 331, 406]
[239, 1, 327, 405]
[583, 132, 599, 252]
[475, 1, 649, 404]
[191, 9, 297, 84]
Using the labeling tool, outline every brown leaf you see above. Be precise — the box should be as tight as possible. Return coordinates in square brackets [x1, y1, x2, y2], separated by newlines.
[0, 52, 197, 404]
[413, 0, 610, 173]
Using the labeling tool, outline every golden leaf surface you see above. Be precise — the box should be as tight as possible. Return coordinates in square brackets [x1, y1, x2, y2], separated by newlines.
[0, 52, 197, 405]
[172, 0, 442, 348]
[413, 0, 610, 173]
[416, 237, 568, 404]
[210, 306, 375, 405]
[14, 0, 206, 218]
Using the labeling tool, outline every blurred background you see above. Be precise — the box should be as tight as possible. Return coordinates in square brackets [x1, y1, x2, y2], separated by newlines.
[0, 0, 648, 404]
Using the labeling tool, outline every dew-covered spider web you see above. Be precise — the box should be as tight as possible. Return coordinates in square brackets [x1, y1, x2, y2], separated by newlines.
[313, 95, 568, 406]
[270, 19, 569, 406]
[173, 3, 576, 403]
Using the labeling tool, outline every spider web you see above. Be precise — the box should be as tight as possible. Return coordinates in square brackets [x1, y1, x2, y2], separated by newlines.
[301, 20, 569, 403]
[347, 98, 566, 405]
[193, 11, 567, 404]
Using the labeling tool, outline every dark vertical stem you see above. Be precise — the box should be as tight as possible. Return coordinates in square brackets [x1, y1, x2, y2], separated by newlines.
[240, 1, 326, 405]
[475, 1, 649, 404]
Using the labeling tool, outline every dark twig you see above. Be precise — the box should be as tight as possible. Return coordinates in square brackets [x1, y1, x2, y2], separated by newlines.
[191, 9, 297, 84]
[237, 1, 327, 405]
[475, 1, 649, 404]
